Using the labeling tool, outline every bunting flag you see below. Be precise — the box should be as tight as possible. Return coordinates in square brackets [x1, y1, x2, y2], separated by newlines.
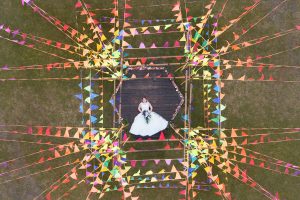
[0, 0, 299, 199]
[0, 24, 86, 58]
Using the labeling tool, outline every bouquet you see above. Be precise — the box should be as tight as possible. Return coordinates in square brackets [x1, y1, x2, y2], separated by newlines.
[142, 110, 151, 124]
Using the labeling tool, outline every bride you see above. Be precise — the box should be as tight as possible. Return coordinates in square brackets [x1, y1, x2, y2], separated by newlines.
[129, 97, 168, 137]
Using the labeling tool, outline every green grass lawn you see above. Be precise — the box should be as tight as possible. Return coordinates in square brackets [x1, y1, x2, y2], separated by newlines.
[0, 0, 299, 199]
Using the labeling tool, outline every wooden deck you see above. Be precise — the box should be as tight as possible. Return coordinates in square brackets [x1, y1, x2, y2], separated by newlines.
[115, 68, 183, 124]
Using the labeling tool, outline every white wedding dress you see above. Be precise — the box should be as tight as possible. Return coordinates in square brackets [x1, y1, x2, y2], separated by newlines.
[130, 102, 168, 136]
